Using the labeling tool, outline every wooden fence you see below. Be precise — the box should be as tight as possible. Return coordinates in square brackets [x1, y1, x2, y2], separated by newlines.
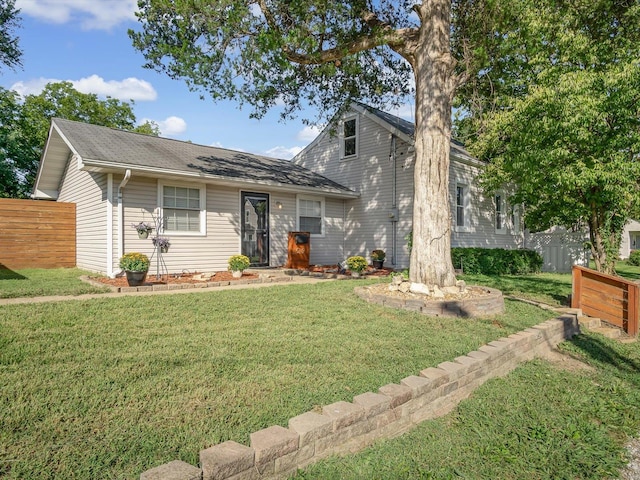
[0, 198, 76, 269]
[572, 265, 639, 337]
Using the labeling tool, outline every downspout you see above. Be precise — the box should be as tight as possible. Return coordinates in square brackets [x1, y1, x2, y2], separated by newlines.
[390, 135, 397, 266]
[117, 169, 132, 272]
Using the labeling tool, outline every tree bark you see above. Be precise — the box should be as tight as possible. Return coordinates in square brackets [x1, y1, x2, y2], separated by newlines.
[407, 0, 457, 287]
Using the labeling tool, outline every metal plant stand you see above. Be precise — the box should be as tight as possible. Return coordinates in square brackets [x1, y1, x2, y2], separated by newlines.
[148, 213, 168, 282]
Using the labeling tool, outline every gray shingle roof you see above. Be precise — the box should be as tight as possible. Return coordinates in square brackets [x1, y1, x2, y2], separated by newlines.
[52, 118, 356, 196]
[354, 102, 477, 160]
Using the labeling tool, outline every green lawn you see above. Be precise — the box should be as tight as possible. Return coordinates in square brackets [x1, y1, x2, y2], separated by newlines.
[1, 268, 639, 479]
[0, 280, 553, 479]
[0, 267, 110, 298]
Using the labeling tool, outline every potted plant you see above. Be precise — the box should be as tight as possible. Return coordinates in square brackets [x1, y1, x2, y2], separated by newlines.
[132, 221, 153, 239]
[119, 252, 150, 286]
[371, 249, 386, 269]
[228, 254, 250, 278]
[152, 236, 171, 253]
[346, 255, 367, 277]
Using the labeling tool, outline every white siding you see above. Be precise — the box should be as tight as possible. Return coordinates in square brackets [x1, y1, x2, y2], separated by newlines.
[295, 110, 523, 269]
[57, 157, 108, 273]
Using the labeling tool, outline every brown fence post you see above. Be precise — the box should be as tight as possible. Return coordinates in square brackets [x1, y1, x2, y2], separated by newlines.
[628, 283, 639, 337]
[571, 266, 582, 309]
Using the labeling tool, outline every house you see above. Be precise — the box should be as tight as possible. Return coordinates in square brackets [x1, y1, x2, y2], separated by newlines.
[32, 117, 358, 276]
[32, 106, 584, 276]
[293, 102, 525, 268]
[620, 219, 640, 259]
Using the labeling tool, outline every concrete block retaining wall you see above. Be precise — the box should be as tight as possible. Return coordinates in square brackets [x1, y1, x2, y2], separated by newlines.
[140, 314, 580, 480]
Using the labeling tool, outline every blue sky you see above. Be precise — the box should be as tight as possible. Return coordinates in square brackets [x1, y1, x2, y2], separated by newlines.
[1, 0, 334, 159]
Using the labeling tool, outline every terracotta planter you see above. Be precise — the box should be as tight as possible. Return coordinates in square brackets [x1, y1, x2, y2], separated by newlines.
[232, 270, 243, 278]
[125, 270, 148, 286]
[137, 230, 150, 239]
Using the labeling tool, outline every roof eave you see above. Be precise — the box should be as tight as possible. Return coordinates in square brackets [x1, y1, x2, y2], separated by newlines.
[81, 159, 360, 199]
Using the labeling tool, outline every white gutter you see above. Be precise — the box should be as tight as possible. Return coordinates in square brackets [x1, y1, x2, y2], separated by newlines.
[107, 174, 114, 277]
[116, 169, 132, 271]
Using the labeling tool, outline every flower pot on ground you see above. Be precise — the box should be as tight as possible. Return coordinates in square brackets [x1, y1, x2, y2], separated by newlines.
[119, 252, 150, 286]
[228, 254, 250, 278]
[346, 255, 367, 277]
[371, 249, 386, 269]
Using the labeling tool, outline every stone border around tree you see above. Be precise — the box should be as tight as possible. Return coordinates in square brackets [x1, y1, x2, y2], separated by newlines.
[354, 285, 505, 318]
[140, 314, 580, 480]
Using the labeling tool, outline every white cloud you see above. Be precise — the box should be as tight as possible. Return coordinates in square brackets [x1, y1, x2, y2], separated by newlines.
[265, 146, 303, 160]
[156, 116, 187, 137]
[297, 125, 322, 142]
[16, 0, 137, 30]
[10, 75, 157, 101]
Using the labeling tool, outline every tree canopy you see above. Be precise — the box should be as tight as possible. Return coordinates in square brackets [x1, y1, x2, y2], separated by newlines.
[455, 0, 640, 273]
[0, 0, 22, 73]
[0, 82, 159, 198]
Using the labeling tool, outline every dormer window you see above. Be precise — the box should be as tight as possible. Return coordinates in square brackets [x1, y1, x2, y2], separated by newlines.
[341, 116, 358, 158]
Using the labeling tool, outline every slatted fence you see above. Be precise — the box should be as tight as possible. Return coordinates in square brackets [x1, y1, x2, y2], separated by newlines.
[0, 198, 76, 269]
[572, 265, 639, 337]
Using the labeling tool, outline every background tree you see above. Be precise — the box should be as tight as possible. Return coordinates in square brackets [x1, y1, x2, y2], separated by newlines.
[0, 0, 22, 73]
[130, 0, 496, 288]
[454, 0, 640, 274]
[0, 82, 159, 198]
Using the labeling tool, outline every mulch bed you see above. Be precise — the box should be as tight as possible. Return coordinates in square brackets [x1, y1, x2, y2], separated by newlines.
[91, 265, 393, 288]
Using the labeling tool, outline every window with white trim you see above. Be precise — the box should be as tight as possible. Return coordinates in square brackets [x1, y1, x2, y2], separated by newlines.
[455, 184, 470, 231]
[297, 196, 324, 236]
[511, 204, 521, 235]
[160, 183, 206, 234]
[341, 116, 358, 158]
[495, 192, 506, 234]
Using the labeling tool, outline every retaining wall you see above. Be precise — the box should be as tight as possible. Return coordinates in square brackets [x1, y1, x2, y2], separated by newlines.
[140, 314, 580, 480]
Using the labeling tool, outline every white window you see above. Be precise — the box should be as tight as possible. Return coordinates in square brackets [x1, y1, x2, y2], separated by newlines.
[159, 182, 206, 235]
[455, 184, 470, 232]
[297, 196, 324, 236]
[495, 192, 506, 234]
[341, 116, 358, 158]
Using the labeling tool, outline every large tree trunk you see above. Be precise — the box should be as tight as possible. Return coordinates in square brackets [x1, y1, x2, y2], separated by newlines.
[408, 0, 457, 287]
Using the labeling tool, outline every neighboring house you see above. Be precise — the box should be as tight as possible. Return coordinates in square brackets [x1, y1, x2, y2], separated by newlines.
[293, 102, 525, 268]
[32, 118, 358, 276]
[620, 219, 640, 259]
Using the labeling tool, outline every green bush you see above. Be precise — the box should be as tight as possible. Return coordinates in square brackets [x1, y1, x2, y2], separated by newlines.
[451, 248, 542, 275]
[628, 250, 640, 266]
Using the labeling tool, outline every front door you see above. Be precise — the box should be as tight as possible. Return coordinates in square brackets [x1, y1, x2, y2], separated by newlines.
[241, 192, 269, 266]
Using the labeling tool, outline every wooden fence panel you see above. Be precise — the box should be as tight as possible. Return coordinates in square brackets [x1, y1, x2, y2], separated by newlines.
[572, 265, 639, 337]
[0, 199, 76, 269]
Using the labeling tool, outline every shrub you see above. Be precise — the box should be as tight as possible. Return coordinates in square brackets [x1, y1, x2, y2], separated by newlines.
[371, 249, 386, 261]
[451, 247, 542, 275]
[119, 252, 150, 272]
[346, 256, 368, 273]
[628, 250, 640, 266]
[228, 254, 251, 271]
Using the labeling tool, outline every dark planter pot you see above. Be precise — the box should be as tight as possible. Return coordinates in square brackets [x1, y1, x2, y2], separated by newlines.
[373, 260, 384, 269]
[161, 246, 169, 253]
[125, 270, 148, 286]
[137, 230, 150, 239]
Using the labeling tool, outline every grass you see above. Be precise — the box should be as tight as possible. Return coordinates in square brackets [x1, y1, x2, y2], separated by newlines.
[0, 267, 110, 298]
[0, 280, 553, 479]
[298, 331, 640, 479]
[460, 272, 572, 306]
